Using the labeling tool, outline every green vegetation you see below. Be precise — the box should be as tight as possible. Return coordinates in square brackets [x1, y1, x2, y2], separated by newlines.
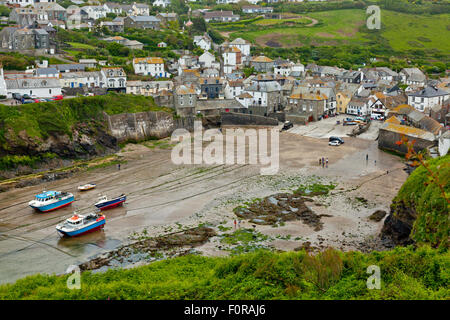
[0, 246, 448, 299]
[392, 155, 450, 249]
[295, 182, 336, 196]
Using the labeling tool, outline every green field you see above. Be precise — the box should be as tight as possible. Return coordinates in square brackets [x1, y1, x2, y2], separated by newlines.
[225, 9, 450, 54]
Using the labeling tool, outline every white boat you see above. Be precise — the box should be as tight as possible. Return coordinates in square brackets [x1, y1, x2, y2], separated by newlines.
[56, 211, 105, 237]
[78, 183, 96, 191]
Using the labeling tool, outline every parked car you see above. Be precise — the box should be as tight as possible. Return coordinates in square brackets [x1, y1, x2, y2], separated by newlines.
[52, 95, 63, 100]
[281, 121, 293, 131]
[22, 94, 32, 100]
[85, 93, 94, 96]
[12, 93, 22, 100]
[33, 98, 47, 103]
[329, 140, 341, 146]
[329, 136, 344, 144]
[22, 99, 34, 104]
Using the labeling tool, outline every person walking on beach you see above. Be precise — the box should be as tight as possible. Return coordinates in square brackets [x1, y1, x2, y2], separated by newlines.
[238, 220, 241, 228]
[118, 163, 121, 170]
[366, 154, 368, 162]
[374, 160, 376, 166]
[234, 219, 237, 229]
[319, 158, 322, 166]
[326, 158, 328, 168]
[322, 157, 325, 168]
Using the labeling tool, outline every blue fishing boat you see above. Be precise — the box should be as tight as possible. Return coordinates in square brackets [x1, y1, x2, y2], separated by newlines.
[94, 194, 126, 210]
[56, 212, 105, 237]
[29, 191, 74, 212]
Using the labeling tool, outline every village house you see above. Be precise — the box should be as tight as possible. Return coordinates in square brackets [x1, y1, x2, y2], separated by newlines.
[126, 80, 173, 96]
[203, 11, 240, 23]
[156, 12, 178, 25]
[251, 56, 274, 73]
[83, 5, 108, 20]
[286, 91, 327, 123]
[103, 2, 123, 15]
[153, 0, 171, 8]
[35, 67, 59, 78]
[8, 7, 48, 26]
[174, 85, 197, 116]
[5, 77, 61, 98]
[132, 3, 150, 16]
[51, 63, 86, 73]
[224, 79, 245, 100]
[245, 74, 282, 116]
[100, 67, 127, 92]
[347, 96, 370, 116]
[198, 52, 215, 69]
[400, 68, 427, 87]
[124, 15, 160, 30]
[193, 34, 212, 51]
[362, 67, 399, 82]
[407, 86, 449, 112]
[79, 59, 98, 69]
[100, 20, 124, 33]
[242, 5, 273, 14]
[199, 77, 225, 100]
[0, 27, 50, 51]
[222, 46, 242, 74]
[202, 68, 220, 78]
[335, 82, 359, 114]
[338, 70, 365, 84]
[119, 4, 134, 16]
[157, 42, 167, 48]
[133, 57, 169, 78]
[60, 71, 102, 88]
[289, 62, 305, 78]
[33, 2, 67, 21]
[274, 59, 294, 77]
[228, 38, 251, 57]
[5, 0, 40, 7]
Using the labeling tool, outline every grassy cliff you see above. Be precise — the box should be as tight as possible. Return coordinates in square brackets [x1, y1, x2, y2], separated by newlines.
[0, 246, 448, 299]
[0, 93, 172, 169]
[387, 155, 450, 249]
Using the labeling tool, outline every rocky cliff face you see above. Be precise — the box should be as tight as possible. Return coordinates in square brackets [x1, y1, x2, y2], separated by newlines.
[380, 199, 416, 246]
[2, 121, 118, 159]
[2, 111, 197, 160]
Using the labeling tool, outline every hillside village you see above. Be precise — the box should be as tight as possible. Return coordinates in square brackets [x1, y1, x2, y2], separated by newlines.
[0, 0, 449, 301]
[0, 0, 449, 158]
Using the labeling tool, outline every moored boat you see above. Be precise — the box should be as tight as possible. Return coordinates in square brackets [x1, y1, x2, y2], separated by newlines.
[29, 191, 74, 212]
[56, 212, 105, 237]
[78, 183, 96, 191]
[94, 194, 126, 210]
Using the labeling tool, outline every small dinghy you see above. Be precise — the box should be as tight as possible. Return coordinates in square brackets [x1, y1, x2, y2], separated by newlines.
[56, 211, 105, 237]
[78, 183, 96, 191]
[29, 191, 74, 212]
[94, 194, 126, 210]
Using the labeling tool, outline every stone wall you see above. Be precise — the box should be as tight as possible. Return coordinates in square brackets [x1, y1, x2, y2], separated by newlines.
[285, 114, 309, 125]
[106, 111, 196, 142]
[378, 128, 436, 154]
[220, 112, 278, 126]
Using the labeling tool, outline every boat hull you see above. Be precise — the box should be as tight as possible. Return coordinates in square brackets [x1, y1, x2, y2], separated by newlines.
[30, 195, 75, 212]
[95, 196, 126, 211]
[57, 218, 105, 237]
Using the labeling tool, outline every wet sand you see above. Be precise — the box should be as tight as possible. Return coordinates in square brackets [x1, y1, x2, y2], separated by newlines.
[0, 131, 407, 284]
